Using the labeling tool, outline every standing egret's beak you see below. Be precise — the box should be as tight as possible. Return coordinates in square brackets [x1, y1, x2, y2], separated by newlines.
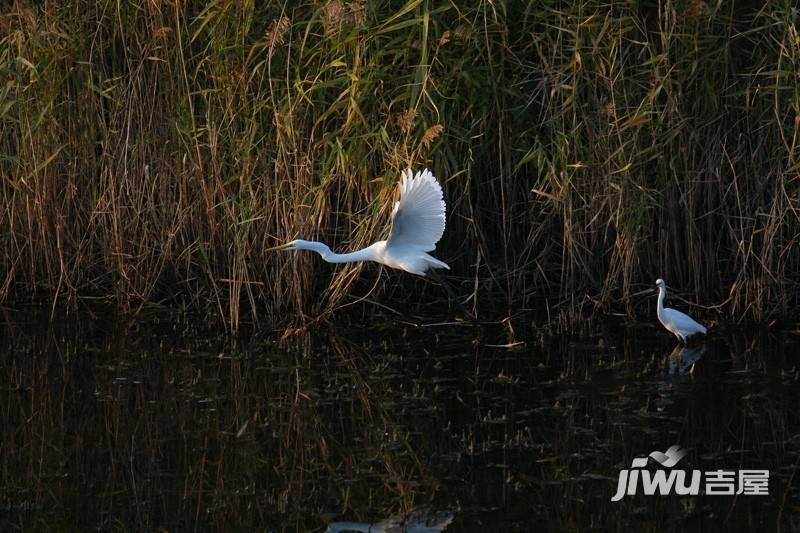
[265, 242, 293, 252]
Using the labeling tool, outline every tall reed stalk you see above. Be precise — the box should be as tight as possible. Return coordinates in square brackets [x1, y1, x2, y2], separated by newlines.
[1, 1, 798, 328]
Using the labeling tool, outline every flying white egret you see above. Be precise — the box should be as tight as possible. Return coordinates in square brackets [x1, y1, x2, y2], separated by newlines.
[655, 278, 707, 343]
[268, 168, 449, 275]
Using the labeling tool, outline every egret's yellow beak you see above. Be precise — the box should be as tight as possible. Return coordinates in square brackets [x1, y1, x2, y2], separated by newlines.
[265, 242, 293, 252]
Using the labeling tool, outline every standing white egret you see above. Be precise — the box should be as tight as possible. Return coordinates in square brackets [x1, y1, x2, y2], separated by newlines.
[268, 168, 449, 275]
[655, 278, 707, 343]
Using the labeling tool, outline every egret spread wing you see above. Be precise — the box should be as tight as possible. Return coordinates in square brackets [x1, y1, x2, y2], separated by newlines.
[387, 169, 446, 252]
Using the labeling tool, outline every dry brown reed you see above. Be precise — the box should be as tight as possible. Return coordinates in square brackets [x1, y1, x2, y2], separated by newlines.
[1, 1, 799, 329]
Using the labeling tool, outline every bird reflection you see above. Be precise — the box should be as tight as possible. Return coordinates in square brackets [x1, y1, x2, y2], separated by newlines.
[656, 344, 707, 412]
[326, 508, 454, 533]
[666, 343, 707, 375]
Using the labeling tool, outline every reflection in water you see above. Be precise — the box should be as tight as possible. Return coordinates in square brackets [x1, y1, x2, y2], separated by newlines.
[326, 508, 454, 533]
[666, 344, 707, 375]
[0, 310, 798, 530]
[656, 343, 710, 412]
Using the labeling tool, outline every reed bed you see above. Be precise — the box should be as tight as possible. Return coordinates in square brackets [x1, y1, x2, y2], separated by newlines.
[1, 1, 798, 328]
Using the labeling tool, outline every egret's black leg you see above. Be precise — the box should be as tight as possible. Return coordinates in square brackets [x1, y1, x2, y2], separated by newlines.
[427, 269, 477, 323]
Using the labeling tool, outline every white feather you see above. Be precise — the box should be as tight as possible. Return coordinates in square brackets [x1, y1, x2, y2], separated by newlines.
[387, 169, 446, 252]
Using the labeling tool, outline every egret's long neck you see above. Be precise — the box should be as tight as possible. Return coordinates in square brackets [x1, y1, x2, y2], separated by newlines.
[325, 247, 377, 264]
[657, 285, 666, 317]
[294, 241, 377, 264]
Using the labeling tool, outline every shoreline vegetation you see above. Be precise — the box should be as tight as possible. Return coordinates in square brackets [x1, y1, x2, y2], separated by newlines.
[1, 1, 799, 330]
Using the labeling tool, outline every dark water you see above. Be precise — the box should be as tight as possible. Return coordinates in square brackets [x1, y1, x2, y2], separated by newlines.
[1, 309, 799, 531]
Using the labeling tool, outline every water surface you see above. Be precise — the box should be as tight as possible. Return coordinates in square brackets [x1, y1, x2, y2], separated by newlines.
[1, 310, 798, 531]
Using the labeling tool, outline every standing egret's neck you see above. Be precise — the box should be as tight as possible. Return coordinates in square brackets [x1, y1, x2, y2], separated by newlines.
[291, 240, 378, 264]
[657, 285, 666, 317]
